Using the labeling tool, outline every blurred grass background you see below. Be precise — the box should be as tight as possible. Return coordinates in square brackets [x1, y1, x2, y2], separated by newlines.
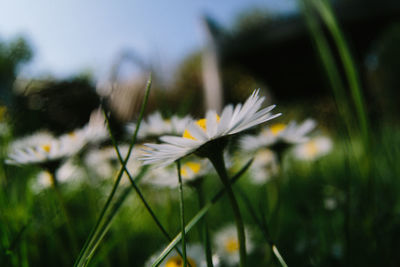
[1, 0, 400, 266]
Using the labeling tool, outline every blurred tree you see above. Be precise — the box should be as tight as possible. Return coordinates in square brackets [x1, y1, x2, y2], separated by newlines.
[233, 7, 275, 34]
[199, 0, 400, 124]
[12, 76, 100, 136]
[0, 36, 33, 105]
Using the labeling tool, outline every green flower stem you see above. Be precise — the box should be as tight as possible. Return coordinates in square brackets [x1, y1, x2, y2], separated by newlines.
[195, 181, 213, 267]
[208, 151, 247, 267]
[176, 160, 188, 267]
[74, 74, 151, 267]
[104, 108, 189, 264]
[48, 169, 79, 256]
[237, 188, 288, 267]
[151, 159, 253, 267]
[84, 168, 148, 263]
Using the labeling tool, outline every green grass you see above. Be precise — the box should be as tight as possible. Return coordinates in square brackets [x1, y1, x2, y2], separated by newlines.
[1, 2, 400, 266]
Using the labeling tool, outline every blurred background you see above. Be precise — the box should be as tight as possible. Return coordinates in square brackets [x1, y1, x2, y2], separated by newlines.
[1, 0, 399, 133]
[1, 0, 400, 266]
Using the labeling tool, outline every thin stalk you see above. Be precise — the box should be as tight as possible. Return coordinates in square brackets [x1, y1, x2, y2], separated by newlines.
[237, 189, 288, 267]
[311, 0, 369, 147]
[104, 109, 189, 263]
[300, 0, 355, 141]
[6, 222, 30, 255]
[74, 74, 152, 267]
[176, 160, 187, 267]
[272, 245, 288, 267]
[82, 167, 148, 262]
[48, 170, 79, 255]
[151, 158, 253, 267]
[208, 151, 246, 267]
[195, 182, 213, 267]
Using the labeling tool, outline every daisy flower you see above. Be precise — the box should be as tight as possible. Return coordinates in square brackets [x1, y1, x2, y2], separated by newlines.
[31, 170, 54, 193]
[59, 108, 108, 153]
[145, 243, 217, 267]
[31, 160, 85, 193]
[140, 89, 281, 166]
[6, 132, 70, 165]
[141, 157, 211, 188]
[245, 148, 279, 184]
[292, 136, 333, 161]
[56, 158, 85, 185]
[6, 109, 108, 166]
[84, 147, 118, 180]
[84, 145, 144, 182]
[240, 119, 317, 151]
[8, 131, 53, 149]
[141, 89, 279, 267]
[214, 224, 254, 266]
[126, 111, 192, 140]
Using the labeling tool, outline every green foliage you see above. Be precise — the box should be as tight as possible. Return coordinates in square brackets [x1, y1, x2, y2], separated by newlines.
[0, 36, 33, 105]
[233, 8, 275, 34]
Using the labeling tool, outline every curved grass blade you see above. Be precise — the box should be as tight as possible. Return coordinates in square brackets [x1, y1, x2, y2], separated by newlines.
[74, 74, 152, 267]
[151, 158, 253, 267]
[307, 0, 370, 147]
[81, 167, 149, 265]
[237, 188, 288, 267]
[176, 160, 188, 267]
[104, 106, 190, 264]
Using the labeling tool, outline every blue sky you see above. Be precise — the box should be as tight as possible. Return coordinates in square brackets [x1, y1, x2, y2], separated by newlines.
[0, 0, 296, 80]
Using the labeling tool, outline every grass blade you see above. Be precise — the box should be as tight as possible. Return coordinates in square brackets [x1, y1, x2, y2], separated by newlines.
[151, 158, 253, 267]
[74, 74, 152, 267]
[104, 105, 190, 263]
[305, 0, 370, 147]
[176, 160, 188, 267]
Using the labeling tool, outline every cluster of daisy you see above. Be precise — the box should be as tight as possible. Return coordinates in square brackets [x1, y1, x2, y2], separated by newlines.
[126, 111, 192, 140]
[134, 89, 334, 266]
[238, 118, 333, 184]
[145, 224, 254, 267]
[6, 109, 109, 189]
[6, 89, 333, 188]
[5, 89, 334, 265]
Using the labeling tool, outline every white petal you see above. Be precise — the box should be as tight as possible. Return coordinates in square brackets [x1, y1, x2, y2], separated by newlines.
[160, 136, 199, 147]
[186, 123, 208, 142]
[206, 110, 218, 138]
[217, 105, 233, 136]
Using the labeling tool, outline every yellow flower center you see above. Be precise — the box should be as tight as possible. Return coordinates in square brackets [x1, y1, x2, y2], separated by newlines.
[41, 144, 51, 153]
[68, 131, 77, 138]
[305, 141, 318, 157]
[180, 161, 201, 179]
[182, 115, 220, 140]
[224, 238, 239, 253]
[269, 123, 286, 136]
[43, 171, 53, 184]
[165, 256, 197, 267]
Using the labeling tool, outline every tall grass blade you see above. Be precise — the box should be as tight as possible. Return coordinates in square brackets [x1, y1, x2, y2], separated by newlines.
[104, 108, 189, 262]
[176, 160, 188, 267]
[309, 0, 370, 147]
[74, 74, 152, 267]
[300, 0, 355, 141]
[151, 158, 253, 267]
